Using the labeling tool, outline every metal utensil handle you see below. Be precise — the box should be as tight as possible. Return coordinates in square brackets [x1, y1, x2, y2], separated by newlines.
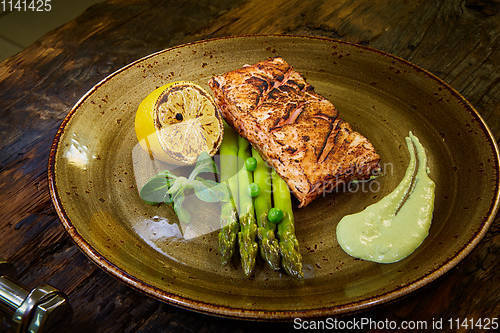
[0, 259, 72, 332]
[0, 276, 28, 314]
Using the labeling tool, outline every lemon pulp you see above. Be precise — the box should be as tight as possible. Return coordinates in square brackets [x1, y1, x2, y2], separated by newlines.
[135, 81, 223, 164]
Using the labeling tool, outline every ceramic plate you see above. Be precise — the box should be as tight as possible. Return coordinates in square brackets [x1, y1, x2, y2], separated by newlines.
[48, 35, 499, 320]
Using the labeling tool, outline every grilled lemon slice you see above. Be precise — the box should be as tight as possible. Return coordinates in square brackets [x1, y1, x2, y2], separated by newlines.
[135, 81, 223, 165]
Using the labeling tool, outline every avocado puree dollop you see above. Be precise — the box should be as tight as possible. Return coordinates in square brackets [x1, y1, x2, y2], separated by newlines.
[336, 132, 435, 263]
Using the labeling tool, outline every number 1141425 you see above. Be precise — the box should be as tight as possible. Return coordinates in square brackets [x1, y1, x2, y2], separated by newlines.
[1, 0, 51, 12]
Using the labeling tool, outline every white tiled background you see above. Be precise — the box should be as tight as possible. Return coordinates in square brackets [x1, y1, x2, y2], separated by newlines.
[0, 0, 102, 61]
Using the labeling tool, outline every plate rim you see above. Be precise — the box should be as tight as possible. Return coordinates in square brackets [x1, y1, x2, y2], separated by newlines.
[47, 34, 500, 320]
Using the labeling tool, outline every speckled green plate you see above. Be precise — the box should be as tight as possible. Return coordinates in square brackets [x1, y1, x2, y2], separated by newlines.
[48, 35, 499, 320]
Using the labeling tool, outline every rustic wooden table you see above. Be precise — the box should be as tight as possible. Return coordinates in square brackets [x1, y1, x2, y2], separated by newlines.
[0, 0, 498, 331]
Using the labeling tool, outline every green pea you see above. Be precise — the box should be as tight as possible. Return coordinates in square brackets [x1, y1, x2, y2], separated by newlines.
[267, 207, 284, 224]
[245, 157, 257, 171]
[248, 183, 260, 197]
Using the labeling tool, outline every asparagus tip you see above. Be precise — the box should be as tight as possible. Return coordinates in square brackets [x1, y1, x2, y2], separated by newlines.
[258, 228, 281, 270]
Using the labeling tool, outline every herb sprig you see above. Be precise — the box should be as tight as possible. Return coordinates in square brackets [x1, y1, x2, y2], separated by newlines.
[139, 152, 229, 222]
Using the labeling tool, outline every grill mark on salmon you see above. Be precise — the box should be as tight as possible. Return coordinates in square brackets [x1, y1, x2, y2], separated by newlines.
[317, 121, 335, 163]
[209, 57, 380, 207]
[271, 102, 305, 130]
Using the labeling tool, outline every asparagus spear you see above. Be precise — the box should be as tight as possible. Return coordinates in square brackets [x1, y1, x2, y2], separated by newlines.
[237, 137, 258, 276]
[217, 123, 240, 265]
[272, 169, 303, 278]
[252, 148, 280, 270]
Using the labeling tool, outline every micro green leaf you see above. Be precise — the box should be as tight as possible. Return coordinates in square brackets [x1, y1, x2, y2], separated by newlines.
[173, 190, 190, 223]
[139, 175, 173, 204]
[192, 178, 230, 203]
[189, 151, 218, 180]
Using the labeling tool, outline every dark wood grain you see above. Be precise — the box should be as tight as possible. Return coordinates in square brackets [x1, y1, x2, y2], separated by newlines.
[0, 0, 498, 331]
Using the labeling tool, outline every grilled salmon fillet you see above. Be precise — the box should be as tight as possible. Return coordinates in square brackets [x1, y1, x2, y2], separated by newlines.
[209, 57, 380, 207]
